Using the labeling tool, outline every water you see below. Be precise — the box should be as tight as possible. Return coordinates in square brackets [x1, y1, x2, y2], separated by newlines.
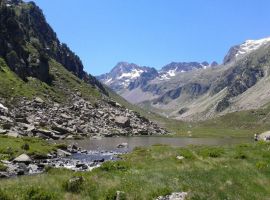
[65, 136, 253, 152]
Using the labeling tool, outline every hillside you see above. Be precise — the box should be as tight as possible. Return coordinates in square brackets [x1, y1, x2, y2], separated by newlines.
[0, 0, 166, 139]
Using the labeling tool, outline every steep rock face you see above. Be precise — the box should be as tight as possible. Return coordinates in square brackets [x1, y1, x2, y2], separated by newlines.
[153, 83, 209, 105]
[128, 67, 159, 90]
[0, 0, 103, 91]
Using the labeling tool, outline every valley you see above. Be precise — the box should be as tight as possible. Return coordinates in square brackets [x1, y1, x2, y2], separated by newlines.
[0, 0, 270, 199]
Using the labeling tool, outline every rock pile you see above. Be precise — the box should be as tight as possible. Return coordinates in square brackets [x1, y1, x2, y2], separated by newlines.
[0, 95, 167, 140]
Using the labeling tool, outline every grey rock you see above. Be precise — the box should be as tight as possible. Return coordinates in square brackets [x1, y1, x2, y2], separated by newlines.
[115, 116, 130, 128]
[0, 128, 7, 134]
[57, 149, 72, 157]
[52, 124, 70, 134]
[117, 143, 128, 148]
[61, 113, 72, 119]
[13, 154, 32, 164]
[0, 172, 9, 178]
[0, 103, 8, 112]
[34, 97, 44, 104]
[176, 156, 184, 160]
[0, 116, 13, 123]
[7, 131, 20, 138]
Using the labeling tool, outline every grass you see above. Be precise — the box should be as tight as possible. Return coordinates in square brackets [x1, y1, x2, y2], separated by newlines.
[0, 136, 56, 160]
[0, 57, 101, 105]
[0, 142, 269, 199]
[164, 106, 270, 138]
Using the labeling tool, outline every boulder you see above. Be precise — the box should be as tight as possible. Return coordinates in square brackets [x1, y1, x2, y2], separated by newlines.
[115, 116, 130, 128]
[34, 129, 53, 137]
[0, 116, 13, 123]
[13, 154, 32, 164]
[258, 131, 270, 141]
[0, 128, 7, 134]
[0, 103, 8, 112]
[176, 156, 184, 160]
[52, 124, 70, 134]
[61, 113, 73, 120]
[7, 131, 20, 138]
[0, 172, 9, 178]
[117, 143, 128, 148]
[57, 149, 72, 157]
[34, 97, 44, 104]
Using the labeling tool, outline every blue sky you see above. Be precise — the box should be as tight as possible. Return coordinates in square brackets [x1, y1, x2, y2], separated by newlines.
[28, 0, 270, 75]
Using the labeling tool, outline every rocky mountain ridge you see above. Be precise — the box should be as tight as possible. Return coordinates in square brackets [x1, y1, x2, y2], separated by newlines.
[97, 61, 218, 94]
[99, 36, 270, 121]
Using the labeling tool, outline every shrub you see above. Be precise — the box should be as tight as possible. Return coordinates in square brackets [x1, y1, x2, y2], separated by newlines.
[234, 151, 247, 159]
[21, 143, 30, 151]
[199, 147, 224, 158]
[24, 187, 56, 200]
[63, 176, 84, 193]
[178, 149, 195, 159]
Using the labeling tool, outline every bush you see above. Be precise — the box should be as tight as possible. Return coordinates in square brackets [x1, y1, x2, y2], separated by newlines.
[199, 147, 224, 158]
[63, 176, 84, 193]
[21, 143, 30, 151]
[24, 187, 56, 200]
[234, 151, 247, 159]
[178, 149, 195, 159]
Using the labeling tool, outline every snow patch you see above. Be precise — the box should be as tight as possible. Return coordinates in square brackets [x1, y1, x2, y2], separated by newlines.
[105, 78, 113, 84]
[117, 69, 144, 79]
[235, 37, 270, 57]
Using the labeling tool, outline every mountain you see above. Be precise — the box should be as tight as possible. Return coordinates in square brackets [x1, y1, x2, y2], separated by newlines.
[96, 62, 155, 93]
[0, 0, 166, 139]
[99, 36, 270, 121]
[97, 61, 217, 94]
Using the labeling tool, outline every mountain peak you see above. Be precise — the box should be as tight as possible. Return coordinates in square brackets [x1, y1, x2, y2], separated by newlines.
[223, 36, 270, 64]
